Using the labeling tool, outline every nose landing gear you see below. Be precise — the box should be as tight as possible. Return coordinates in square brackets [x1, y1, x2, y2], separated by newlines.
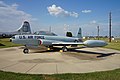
[23, 48, 29, 54]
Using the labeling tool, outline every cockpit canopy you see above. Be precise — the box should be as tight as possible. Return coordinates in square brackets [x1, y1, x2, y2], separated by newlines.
[34, 31, 57, 36]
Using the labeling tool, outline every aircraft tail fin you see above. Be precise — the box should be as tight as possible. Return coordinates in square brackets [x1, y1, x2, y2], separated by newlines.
[17, 21, 31, 34]
[77, 28, 82, 38]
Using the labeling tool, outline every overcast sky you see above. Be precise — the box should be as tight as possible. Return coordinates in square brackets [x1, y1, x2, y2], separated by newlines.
[0, 0, 120, 36]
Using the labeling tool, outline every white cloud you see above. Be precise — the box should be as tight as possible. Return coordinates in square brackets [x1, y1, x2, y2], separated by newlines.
[0, 1, 8, 7]
[0, 1, 37, 32]
[90, 20, 97, 24]
[47, 4, 79, 18]
[11, 3, 19, 9]
[82, 10, 92, 13]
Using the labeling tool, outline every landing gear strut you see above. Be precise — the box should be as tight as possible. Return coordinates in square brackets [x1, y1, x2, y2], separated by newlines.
[47, 46, 53, 51]
[23, 48, 29, 54]
[62, 46, 68, 52]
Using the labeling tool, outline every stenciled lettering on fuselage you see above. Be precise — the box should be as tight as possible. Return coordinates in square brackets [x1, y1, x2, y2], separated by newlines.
[19, 35, 44, 39]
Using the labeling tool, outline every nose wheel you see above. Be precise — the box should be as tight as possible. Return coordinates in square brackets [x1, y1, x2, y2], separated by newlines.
[23, 48, 29, 54]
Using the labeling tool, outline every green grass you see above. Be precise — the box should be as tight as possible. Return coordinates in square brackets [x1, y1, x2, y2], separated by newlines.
[100, 38, 120, 51]
[0, 38, 21, 48]
[0, 68, 120, 80]
[105, 41, 120, 50]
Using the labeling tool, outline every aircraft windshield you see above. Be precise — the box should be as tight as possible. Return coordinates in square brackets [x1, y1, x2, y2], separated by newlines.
[34, 31, 57, 36]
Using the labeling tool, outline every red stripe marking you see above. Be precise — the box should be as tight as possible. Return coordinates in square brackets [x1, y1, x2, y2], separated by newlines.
[39, 40, 42, 45]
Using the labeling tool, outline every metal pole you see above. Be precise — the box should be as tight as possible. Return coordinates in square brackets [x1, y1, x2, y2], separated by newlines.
[109, 12, 112, 42]
[49, 26, 51, 32]
[97, 26, 99, 40]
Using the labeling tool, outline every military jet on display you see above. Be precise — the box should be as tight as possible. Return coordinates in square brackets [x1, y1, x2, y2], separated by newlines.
[11, 28, 108, 53]
[0, 21, 31, 38]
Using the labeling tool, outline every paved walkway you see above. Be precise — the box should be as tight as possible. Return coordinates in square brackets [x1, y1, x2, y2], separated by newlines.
[0, 47, 120, 74]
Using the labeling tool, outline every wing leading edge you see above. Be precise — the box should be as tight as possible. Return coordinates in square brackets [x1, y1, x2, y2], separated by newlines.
[52, 41, 84, 46]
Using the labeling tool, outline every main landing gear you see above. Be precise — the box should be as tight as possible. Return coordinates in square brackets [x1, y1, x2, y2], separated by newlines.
[62, 46, 68, 52]
[47, 46, 53, 51]
[22, 46, 68, 53]
[47, 46, 68, 52]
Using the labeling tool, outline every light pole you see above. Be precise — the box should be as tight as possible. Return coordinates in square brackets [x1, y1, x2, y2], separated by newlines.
[97, 26, 100, 40]
[109, 12, 112, 42]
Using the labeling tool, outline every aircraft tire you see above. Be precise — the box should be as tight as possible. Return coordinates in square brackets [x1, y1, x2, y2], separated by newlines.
[23, 48, 29, 54]
[62, 46, 67, 52]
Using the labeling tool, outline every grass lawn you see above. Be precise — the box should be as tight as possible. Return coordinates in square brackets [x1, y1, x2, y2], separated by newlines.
[0, 68, 120, 80]
[104, 40, 120, 51]
[105, 42, 120, 50]
[0, 38, 21, 48]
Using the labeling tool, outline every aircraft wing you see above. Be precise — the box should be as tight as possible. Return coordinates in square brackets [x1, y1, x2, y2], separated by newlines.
[52, 41, 84, 46]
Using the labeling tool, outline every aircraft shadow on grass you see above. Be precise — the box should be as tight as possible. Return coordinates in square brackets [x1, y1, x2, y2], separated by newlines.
[0, 43, 5, 46]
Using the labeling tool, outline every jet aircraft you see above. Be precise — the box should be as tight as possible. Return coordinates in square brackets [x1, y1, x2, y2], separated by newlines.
[11, 28, 108, 53]
[0, 21, 31, 38]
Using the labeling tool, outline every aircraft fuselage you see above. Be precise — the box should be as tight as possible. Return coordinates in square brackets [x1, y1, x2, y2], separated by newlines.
[12, 35, 80, 45]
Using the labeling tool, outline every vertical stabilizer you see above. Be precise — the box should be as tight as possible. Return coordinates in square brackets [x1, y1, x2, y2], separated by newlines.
[77, 28, 82, 38]
[17, 21, 31, 34]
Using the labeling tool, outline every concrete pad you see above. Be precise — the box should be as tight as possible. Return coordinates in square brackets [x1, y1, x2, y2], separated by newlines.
[76, 47, 120, 54]
[28, 63, 57, 74]
[56, 63, 79, 74]
[0, 47, 120, 74]
[0, 61, 18, 69]
[2, 63, 36, 73]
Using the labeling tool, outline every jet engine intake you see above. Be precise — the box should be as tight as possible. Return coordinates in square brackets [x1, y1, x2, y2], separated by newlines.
[39, 39, 52, 46]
